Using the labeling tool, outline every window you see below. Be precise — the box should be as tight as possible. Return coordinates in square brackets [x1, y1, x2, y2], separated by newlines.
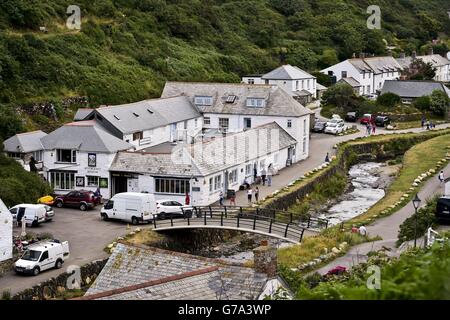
[50, 171, 75, 190]
[32, 150, 43, 162]
[184, 121, 188, 130]
[368, 73, 371, 79]
[341, 71, 347, 78]
[244, 118, 251, 129]
[295, 81, 299, 90]
[265, 79, 269, 85]
[303, 119, 307, 135]
[248, 79, 255, 84]
[87, 176, 99, 187]
[229, 169, 238, 184]
[307, 79, 310, 89]
[194, 119, 198, 128]
[56, 149, 76, 163]
[302, 80, 305, 89]
[287, 119, 292, 128]
[204, 117, 211, 125]
[246, 98, 265, 108]
[8, 152, 23, 159]
[303, 137, 307, 153]
[226, 95, 236, 103]
[39, 251, 49, 262]
[214, 175, 222, 190]
[260, 159, 265, 169]
[363, 71, 365, 79]
[194, 96, 213, 106]
[245, 164, 252, 176]
[133, 131, 143, 141]
[219, 118, 229, 129]
[209, 177, 213, 192]
[367, 85, 371, 93]
[155, 178, 190, 195]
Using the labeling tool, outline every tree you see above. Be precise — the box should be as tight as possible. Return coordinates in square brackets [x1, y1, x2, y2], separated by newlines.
[0, 105, 23, 140]
[321, 83, 357, 111]
[318, 49, 339, 69]
[404, 59, 436, 80]
[429, 90, 449, 116]
[376, 93, 401, 108]
[413, 95, 431, 112]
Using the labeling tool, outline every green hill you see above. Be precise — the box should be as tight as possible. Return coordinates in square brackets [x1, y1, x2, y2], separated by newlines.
[0, 0, 449, 136]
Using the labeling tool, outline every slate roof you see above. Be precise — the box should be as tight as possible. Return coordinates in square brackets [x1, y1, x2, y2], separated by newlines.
[316, 83, 327, 91]
[73, 108, 94, 121]
[262, 64, 315, 80]
[293, 90, 312, 97]
[338, 77, 361, 87]
[348, 56, 402, 73]
[41, 121, 133, 153]
[380, 80, 450, 98]
[3, 130, 47, 153]
[95, 96, 201, 135]
[397, 54, 450, 68]
[109, 122, 297, 177]
[160, 82, 313, 118]
[82, 242, 268, 300]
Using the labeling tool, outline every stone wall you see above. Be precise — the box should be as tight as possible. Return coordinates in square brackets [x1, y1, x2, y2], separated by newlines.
[11, 259, 107, 300]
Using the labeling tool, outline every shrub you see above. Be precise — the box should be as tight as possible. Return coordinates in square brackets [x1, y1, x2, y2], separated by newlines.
[430, 90, 450, 116]
[376, 93, 401, 108]
[413, 95, 431, 111]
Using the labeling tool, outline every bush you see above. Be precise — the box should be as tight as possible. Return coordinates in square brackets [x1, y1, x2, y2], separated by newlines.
[413, 95, 431, 111]
[430, 90, 450, 116]
[377, 93, 401, 108]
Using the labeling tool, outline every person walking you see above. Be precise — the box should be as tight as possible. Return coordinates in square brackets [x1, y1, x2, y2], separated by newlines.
[229, 194, 236, 206]
[261, 168, 267, 186]
[325, 152, 330, 163]
[359, 225, 367, 236]
[439, 170, 445, 184]
[421, 116, 426, 129]
[247, 188, 253, 204]
[253, 165, 257, 181]
[372, 122, 376, 134]
[267, 164, 273, 187]
[366, 123, 371, 135]
[254, 187, 259, 202]
[426, 120, 430, 130]
[219, 191, 224, 206]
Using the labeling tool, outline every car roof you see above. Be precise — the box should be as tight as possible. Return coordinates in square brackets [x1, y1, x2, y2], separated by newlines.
[10, 204, 46, 209]
[26, 240, 62, 251]
[157, 199, 181, 203]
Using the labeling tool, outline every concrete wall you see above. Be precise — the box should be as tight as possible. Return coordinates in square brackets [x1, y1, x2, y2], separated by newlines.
[0, 199, 12, 262]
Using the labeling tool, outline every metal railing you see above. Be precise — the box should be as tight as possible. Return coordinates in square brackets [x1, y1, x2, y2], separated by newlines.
[151, 205, 329, 242]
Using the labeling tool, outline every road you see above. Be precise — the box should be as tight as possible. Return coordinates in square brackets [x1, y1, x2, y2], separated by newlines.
[1, 113, 449, 295]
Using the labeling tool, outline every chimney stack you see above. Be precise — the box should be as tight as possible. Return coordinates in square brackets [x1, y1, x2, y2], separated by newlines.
[412, 51, 417, 59]
[400, 52, 406, 59]
[428, 47, 434, 56]
[253, 241, 277, 278]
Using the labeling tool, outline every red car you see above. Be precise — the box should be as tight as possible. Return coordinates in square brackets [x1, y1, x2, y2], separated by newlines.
[54, 190, 100, 211]
[360, 114, 374, 125]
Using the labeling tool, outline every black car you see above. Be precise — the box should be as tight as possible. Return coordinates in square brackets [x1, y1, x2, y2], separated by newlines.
[312, 121, 327, 133]
[345, 112, 359, 122]
[375, 116, 390, 127]
[436, 197, 450, 223]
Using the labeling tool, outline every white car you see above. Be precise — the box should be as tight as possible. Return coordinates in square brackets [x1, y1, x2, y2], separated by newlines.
[324, 119, 345, 135]
[156, 200, 193, 220]
[14, 239, 70, 276]
[9, 204, 47, 227]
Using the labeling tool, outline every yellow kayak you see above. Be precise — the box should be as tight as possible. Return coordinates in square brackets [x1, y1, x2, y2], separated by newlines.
[37, 195, 55, 206]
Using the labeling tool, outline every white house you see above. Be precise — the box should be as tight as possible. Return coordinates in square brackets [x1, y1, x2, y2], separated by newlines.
[41, 121, 133, 197]
[396, 51, 450, 83]
[109, 122, 298, 205]
[160, 81, 313, 160]
[3, 130, 47, 171]
[321, 55, 403, 95]
[76, 96, 203, 150]
[0, 199, 12, 262]
[242, 65, 317, 103]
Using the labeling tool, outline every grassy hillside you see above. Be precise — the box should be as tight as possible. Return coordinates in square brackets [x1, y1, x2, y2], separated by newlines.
[0, 0, 449, 136]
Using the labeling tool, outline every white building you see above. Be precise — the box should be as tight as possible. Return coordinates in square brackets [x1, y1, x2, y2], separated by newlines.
[109, 122, 298, 206]
[41, 121, 133, 197]
[242, 65, 317, 103]
[396, 51, 450, 83]
[321, 56, 402, 95]
[161, 81, 313, 160]
[0, 199, 12, 262]
[3, 130, 47, 171]
[76, 96, 203, 150]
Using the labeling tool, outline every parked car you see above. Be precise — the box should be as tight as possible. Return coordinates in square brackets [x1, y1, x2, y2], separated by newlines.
[9, 204, 47, 227]
[156, 200, 193, 219]
[375, 115, 391, 127]
[14, 239, 70, 276]
[324, 120, 345, 135]
[54, 190, 99, 211]
[101, 192, 156, 225]
[345, 111, 359, 122]
[363, 94, 377, 101]
[360, 114, 373, 125]
[312, 121, 327, 133]
[436, 197, 450, 223]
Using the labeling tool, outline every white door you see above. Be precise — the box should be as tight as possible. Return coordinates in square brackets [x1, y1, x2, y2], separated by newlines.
[113, 199, 126, 220]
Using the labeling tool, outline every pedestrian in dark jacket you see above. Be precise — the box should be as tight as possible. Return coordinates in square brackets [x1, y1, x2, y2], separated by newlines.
[255, 187, 259, 202]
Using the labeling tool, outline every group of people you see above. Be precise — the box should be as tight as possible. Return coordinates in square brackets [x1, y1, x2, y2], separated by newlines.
[421, 117, 436, 130]
[365, 121, 376, 135]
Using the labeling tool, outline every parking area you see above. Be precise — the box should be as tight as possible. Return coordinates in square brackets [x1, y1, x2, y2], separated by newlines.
[1, 205, 153, 295]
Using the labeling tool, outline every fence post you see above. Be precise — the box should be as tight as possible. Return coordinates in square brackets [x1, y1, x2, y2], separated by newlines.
[237, 213, 240, 228]
[170, 216, 173, 227]
[209, 206, 212, 219]
[300, 228, 305, 242]
[204, 210, 207, 225]
[153, 217, 157, 229]
[224, 206, 227, 219]
[290, 213, 293, 224]
[187, 216, 190, 226]
[307, 216, 311, 228]
[239, 206, 243, 217]
[194, 207, 198, 218]
[221, 212, 223, 226]
[284, 223, 290, 238]
[253, 214, 257, 230]
[269, 219, 273, 234]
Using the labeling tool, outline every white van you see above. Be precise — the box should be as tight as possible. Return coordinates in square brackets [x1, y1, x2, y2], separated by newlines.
[100, 192, 156, 225]
[9, 204, 47, 227]
[14, 239, 70, 276]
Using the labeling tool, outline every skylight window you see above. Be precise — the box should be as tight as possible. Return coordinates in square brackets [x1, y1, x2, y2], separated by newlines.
[114, 115, 120, 120]
[133, 112, 139, 117]
[147, 109, 154, 114]
[246, 98, 265, 108]
[226, 95, 236, 103]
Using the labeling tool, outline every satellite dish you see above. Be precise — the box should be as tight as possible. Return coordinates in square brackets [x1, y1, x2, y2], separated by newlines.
[447, 51, 450, 60]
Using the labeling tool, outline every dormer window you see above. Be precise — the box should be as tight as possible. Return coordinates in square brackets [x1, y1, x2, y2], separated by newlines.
[226, 95, 236, 103]
[194, 96, 213, 106]
[246, 98, 265, 108]
[114, 115, 120, 120]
